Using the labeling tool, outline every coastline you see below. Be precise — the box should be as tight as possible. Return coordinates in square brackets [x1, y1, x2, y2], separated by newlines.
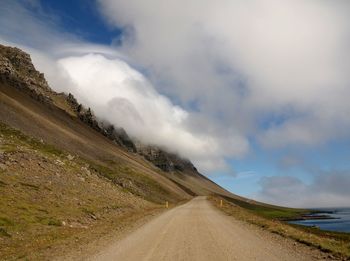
[286, 208, 350, 234]
[210, 196, 350, 259]
[284, 213, 337, 222]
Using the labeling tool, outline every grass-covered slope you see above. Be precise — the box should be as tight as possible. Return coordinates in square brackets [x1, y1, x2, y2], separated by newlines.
[218, 194, 309, 220]
[0, 44, 237, 259]
[0, 122, 165, 260]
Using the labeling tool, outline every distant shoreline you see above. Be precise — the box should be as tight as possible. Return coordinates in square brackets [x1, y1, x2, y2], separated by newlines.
[282, 210, 337, 221]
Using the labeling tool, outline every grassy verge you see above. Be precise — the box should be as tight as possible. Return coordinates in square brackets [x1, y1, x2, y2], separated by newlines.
[218, 194, 310, 220]
[210, 196, 350, 260]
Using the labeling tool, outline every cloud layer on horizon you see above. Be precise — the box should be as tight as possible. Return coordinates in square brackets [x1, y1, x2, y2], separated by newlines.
[257, 171, 350, 208]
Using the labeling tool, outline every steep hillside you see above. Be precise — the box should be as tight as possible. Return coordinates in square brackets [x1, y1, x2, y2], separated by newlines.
[0, 44, 236, 259]
[0, 44, 305, 259]
[0, 122, 159, 259]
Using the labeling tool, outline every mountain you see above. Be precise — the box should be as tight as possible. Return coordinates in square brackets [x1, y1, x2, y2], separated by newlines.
[0, 44, 238, 259]
[1, 44, 295, 259]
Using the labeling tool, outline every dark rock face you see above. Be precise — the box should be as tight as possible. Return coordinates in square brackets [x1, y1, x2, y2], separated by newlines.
[135, 143, 197, 173]
[0, 44, 198, 173]
[64, 94, 137, 152]
[78, 107, 101, 132]
[66, 93, 80, 111]
[99, 122, 137, 152]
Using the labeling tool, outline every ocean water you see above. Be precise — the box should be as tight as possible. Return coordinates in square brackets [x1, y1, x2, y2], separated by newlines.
[289, 208, 350, 233]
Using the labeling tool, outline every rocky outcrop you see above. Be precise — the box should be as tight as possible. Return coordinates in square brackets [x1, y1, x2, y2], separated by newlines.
[135, 143, 197, 173]
[78, 107, 101, 132]
[64, 92, 136, 152]
[0, 44, 197, 173]
[99, 122, 137, 152]
[66, 93, 81, 112]
[0, 44, 53, 104]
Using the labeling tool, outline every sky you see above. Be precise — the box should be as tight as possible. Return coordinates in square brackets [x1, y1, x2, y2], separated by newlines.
[1, 0, 350, 207]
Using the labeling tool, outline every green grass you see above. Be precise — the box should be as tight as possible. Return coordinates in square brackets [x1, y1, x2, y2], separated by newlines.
[0, 215, 14, 238]
[87, 160, 176, 203]
[0, 228, 11, 237]
[46, 218, 62, 227]
[81, 207, 96, 216]
[0, 216, 14, 226]
[0, 122, 63, 157]
[219, 194, 308, 219]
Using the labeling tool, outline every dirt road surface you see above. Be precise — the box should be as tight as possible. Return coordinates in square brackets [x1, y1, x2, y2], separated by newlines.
[89, 197, 324, 261]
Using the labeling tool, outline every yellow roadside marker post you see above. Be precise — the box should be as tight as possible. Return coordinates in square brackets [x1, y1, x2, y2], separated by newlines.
[166, 201, 169, 208]
[220, 199, 223, 207]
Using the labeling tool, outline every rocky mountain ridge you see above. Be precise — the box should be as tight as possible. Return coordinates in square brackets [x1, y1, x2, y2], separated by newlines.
[0, 44, 53, 104]
[0, 44, 197, 173]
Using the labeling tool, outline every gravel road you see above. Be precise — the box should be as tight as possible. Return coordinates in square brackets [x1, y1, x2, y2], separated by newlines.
[89, 197, 327, 261]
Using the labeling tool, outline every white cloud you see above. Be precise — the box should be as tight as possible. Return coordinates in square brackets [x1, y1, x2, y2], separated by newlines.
[57, 54, 247, 172]
[0, 0, 245, 172]
[98, 0, 350, 149]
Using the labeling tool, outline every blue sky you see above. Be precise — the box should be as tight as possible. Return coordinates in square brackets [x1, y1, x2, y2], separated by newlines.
[213, 140, 350, 198]
[24, 0, 120, 44]
[1, 0, 350, 207]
